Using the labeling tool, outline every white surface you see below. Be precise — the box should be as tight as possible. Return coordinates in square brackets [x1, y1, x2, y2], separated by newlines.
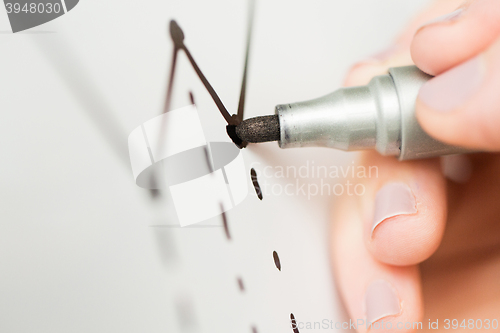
[128, 105, 248, 226]
[141, 105, 206, 163]
[0, 1, 430, 332]
[170, 169, 231, 227]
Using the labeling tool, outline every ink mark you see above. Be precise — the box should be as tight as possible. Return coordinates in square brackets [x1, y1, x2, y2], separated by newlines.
[237, 0, 255, 123]
[161, 19, 245, 153]
[152, 20, 184, 192]
[237, 277, 245, 292]
[273, 251, 281, 271]
[230, 0, 255, 149]
[156, 2, 257, 155]
[227, 125, 245, 149]
[250, 168, 263, 200]
[171, 19, 235, 126]
[290, 313, 300, 333]
[164, 21, 182, 114]
[189, 91, 195, 105]
[169, 20, 185, 48]
[220, 203, 231, 240]
[251, 326, 258, 333]
[157, 21, 181, 145]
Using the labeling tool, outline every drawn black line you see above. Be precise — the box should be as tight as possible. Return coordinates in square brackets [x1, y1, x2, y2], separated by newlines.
[273, 251, 281, 271]
[250, 168, 263, 200]
[290, 313, 300, 333]
[189, 91, 195, 105]
[220, 203, 231, 240]
[237, 277, 245, 292]
[237, 0, 255, 123]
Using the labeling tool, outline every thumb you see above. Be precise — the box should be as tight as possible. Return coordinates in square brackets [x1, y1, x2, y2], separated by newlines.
[412, 1, 500, 150]
[411, 0, 500, 75]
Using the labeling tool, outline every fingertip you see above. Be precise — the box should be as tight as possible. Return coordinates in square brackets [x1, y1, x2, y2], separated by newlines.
[411, 0, 500, 75]
[332, 185, 424, 333]
[415, 44, 500, 150]
[411, 24, 464, 76]
[363, 158, 447, 266]
[411, 7, 465, 75]
[363, 271, 424, 332]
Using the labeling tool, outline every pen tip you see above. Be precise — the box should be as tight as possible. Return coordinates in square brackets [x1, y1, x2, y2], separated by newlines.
[235, 115, 280, 143]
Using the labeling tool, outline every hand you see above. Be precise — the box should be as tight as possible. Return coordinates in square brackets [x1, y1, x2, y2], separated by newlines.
[332, 0, 500, 332]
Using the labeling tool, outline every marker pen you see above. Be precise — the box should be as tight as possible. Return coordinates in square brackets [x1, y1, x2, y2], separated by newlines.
[234, 65, 473, 160]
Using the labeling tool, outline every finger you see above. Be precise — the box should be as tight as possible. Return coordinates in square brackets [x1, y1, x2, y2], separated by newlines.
[360, 152, 447, 266]
[416, 37, 500, 150]
[331, 152, 447, 332]
[344, 0, 464, 87]
[332, 160, 423, 333]
[411, 0, 500, 75]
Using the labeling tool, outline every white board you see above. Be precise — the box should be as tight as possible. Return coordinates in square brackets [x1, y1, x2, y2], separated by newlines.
[0, 1, 430, 332]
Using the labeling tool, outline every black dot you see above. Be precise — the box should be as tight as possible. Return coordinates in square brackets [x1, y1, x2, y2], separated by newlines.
[273, 251, 281, 271]
[250, 168, 263, 200]
[290, 313, 299, 333]
[237, 277, 245, 292]
[189, 91, 195, 105]
[220, 205, 231, 241]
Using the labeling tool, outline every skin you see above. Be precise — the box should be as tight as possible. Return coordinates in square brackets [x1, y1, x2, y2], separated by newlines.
[331, 0, 500, 332]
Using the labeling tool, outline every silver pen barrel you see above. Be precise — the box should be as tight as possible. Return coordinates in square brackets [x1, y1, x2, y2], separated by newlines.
[276, 65, 472, 160]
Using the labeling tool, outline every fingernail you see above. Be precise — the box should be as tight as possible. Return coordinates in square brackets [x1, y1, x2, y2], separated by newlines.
[372, 183, 417, 235]
[418, 56, 484, 112]
[419, 8, 464, 30]
[365, 280, 401, 323]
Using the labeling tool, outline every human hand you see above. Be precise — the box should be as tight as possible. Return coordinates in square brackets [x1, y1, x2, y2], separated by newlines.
[332, 0, 500, 332]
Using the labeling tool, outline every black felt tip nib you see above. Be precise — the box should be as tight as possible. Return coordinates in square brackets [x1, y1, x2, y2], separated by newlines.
[235, 115, 280, 143]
